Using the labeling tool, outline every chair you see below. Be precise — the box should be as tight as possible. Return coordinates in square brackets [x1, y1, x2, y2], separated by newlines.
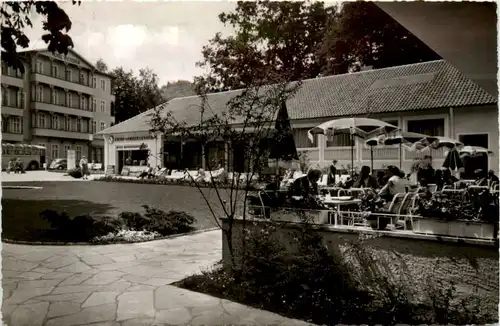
[387, 193, 408, 229]
[347, 188, 366, 198]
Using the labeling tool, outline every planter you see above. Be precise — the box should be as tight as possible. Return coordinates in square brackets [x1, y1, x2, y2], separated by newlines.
[270, 209, 329, 224]
[413, 217, 495, 239]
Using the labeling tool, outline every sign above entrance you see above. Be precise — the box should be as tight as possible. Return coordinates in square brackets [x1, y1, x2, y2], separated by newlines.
[49, 53, 81, 65]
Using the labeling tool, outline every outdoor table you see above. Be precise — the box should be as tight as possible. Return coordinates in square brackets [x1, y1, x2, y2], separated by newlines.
[321, 197, 361, 225]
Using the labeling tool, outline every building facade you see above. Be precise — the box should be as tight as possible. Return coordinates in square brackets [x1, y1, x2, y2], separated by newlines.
[1, 48, 115, 164]
[99, 60, 498, 175]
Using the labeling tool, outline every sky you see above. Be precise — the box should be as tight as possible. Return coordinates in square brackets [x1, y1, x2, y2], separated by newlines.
[25, 1, 237, 85]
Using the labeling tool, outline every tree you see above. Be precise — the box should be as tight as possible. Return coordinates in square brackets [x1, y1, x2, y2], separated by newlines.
[318, 2, 440, 75]
[110, 66, 163, 123]
[197, 1, 440, 91]
[1, 1, 79, 72]
[95, 58, 108, 72]
[196, 1, 335, 92]
[149, 71, 301, 266]
[160, 80, 196, 102]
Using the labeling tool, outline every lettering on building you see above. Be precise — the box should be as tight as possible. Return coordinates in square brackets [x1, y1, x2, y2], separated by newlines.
[50, 53, 81, 65]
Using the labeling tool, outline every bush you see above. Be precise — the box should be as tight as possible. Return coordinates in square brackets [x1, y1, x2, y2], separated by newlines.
[67, 168, 82, 179]
[140, 205, 196, 235]
[176, 223, 496, 325]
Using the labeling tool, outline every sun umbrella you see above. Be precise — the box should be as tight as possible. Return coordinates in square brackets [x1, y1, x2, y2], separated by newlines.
[442, 148, 464, 170]
[430, 136, 463, 149]
[269, 102, 299, 172]
[459, 146, 493, 158]
[382, 131, 438, 169]
[309, 118, 398, 174]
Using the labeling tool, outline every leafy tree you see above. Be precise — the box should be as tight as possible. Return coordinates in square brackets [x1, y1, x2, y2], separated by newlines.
[110, 66, 163, 123]
[318, 2, 440, 75]
[197, 1, 440, 91]
[160, 80, 196, 102]
[196, 1, 335, 92]
[1, 1, 80, 73]
[95, 58, 108, 72]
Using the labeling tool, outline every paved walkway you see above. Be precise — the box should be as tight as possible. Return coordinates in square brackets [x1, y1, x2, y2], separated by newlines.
[2, 230, 313, 326]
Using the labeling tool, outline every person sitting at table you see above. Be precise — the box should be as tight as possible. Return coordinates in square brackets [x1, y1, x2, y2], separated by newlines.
[474, 169, 488, 186]
[434, 168, 444, 191]
[378, 166, 408, 202]
[353, 166, 378, 189]
[417, 155, 435, 184]
[376, 170, 387, 187]
[327, 160, 338, 186]
[289, 169, 322, 198]
[416, 178, 433, 200]
[442, 168, 459, 187]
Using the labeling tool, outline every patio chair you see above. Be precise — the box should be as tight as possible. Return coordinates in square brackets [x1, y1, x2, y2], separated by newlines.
[387, 193, 408, 229]
[347, 188, 366, 198]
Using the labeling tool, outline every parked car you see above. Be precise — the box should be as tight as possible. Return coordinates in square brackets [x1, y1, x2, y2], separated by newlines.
[49, 158, 67, 170]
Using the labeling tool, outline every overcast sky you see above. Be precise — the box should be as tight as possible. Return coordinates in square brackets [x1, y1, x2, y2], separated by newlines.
[25, 1, 237, 85]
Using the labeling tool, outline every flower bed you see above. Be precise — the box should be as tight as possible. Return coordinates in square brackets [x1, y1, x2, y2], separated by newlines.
[37, 205, 196, 244]
[413, 217, 496, 239]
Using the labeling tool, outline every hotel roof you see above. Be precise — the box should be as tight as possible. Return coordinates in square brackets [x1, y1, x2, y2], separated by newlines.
[99, 60, 497, 135]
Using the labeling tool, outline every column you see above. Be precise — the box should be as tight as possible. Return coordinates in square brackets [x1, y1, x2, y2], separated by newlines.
[224, 141, 229, 171]
[318, 134, 326, 166]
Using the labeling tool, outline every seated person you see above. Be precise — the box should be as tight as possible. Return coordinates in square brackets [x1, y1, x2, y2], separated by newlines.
[376, 170, 387, 188]
[378, 166, 408, 202]
[474, 169, 488, 186]
[488, 170, 499, 186]
[289, 169, 322, 198]
[353, 166, 379, 189]
[416, 178, 433, 200]
[139, 164, 153, 179]
[434, 169, 444, 191]
[442, 168, 459, 187]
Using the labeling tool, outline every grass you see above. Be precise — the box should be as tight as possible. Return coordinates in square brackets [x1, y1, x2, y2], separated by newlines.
[2, 181, 235, 242]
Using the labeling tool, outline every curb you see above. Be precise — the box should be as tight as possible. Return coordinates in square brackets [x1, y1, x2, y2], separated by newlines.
[2, 186, 43, 189]
[2, 227, 220, 246]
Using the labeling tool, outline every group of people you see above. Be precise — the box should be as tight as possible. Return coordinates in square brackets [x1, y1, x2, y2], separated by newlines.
[283, 155, 499, 202]
[6, 158, 25, 174]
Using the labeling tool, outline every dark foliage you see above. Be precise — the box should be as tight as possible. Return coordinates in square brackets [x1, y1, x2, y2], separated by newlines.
[140, 205, 196, 235]
[1, 1, 79, 72]
[67, 167, 82, 179]
[176, 224, 495, 325]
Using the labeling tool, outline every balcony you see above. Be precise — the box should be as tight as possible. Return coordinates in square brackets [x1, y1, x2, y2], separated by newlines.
[32, 128, 92, 141]
[2, 75, 24, 88]
[32, 73, 95, 96]
[31, 101, 93, 118]
[2, 105, 24, 116]
[2, 132, 24, 142]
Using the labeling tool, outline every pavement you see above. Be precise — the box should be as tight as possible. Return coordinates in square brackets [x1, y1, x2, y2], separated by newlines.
[2, 230, 314, 326]
[2, 171, 105, 183]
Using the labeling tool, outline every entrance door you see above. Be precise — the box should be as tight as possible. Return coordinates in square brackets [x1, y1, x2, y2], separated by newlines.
[458, 134, 489, 179]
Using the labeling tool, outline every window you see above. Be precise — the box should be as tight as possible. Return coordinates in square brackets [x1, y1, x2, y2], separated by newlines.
[52, 65, 58, 78]
[326, 134, 355, 147]
[20, 92, 25, 109]
[407, 118, 445, 137]
[51, 144, 59, 160]
[92, 76, 97, 88]
[52, 115, 59, 130]
[36, 85, 43, 102]
[76, 145, 82, 161]
[92, 98, 97, 111]
[77, 119, 82, 132]
[67, 93, 73, 107]
[65, 68, 72, 82]
[52, 89, 58, 105]
[38, 112, 46, 128]
[16, 68, 23, 78]
[64, 145, 71, 158]
[2, 87, 8, 106]
[100, 121, 106, 131]
[97, 148, 102, 163]
[80, 72, 85, 84]
[92, 120, 97, 133]
[100, 100, 106, 113]
[100, 79, 106, 91]
[292, 128, 317, 148]
[66, 116, 71, 131]
[10, 117, 21, 133]
[80, 96, 85, 110]
[72, 118, 77, 132]
[385, 120, 399, 128]
[36, 61, 43, 74]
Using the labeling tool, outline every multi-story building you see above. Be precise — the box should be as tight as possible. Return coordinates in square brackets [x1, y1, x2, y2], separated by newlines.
[1, 48, 115, 164]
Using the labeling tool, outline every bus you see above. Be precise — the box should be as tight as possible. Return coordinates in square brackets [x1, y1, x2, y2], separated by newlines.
[2, 143, 46, 171]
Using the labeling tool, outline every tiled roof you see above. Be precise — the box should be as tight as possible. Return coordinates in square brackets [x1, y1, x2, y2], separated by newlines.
[99, 60, 497, 135]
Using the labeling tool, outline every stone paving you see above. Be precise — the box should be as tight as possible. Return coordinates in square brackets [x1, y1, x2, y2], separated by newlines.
[2, 230, 314, 326]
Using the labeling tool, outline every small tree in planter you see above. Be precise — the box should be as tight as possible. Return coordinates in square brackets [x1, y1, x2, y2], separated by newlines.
[148, 71, 302, 267]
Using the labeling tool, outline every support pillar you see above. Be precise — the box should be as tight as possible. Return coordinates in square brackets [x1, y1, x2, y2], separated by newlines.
[318, 134, 326, 166]
[224, 141, 229, 171]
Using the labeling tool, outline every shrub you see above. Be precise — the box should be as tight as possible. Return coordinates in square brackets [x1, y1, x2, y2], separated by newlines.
[141, 205, 196, 235]
[67, 168, 82, 179]
[119, 211, 150, 230]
